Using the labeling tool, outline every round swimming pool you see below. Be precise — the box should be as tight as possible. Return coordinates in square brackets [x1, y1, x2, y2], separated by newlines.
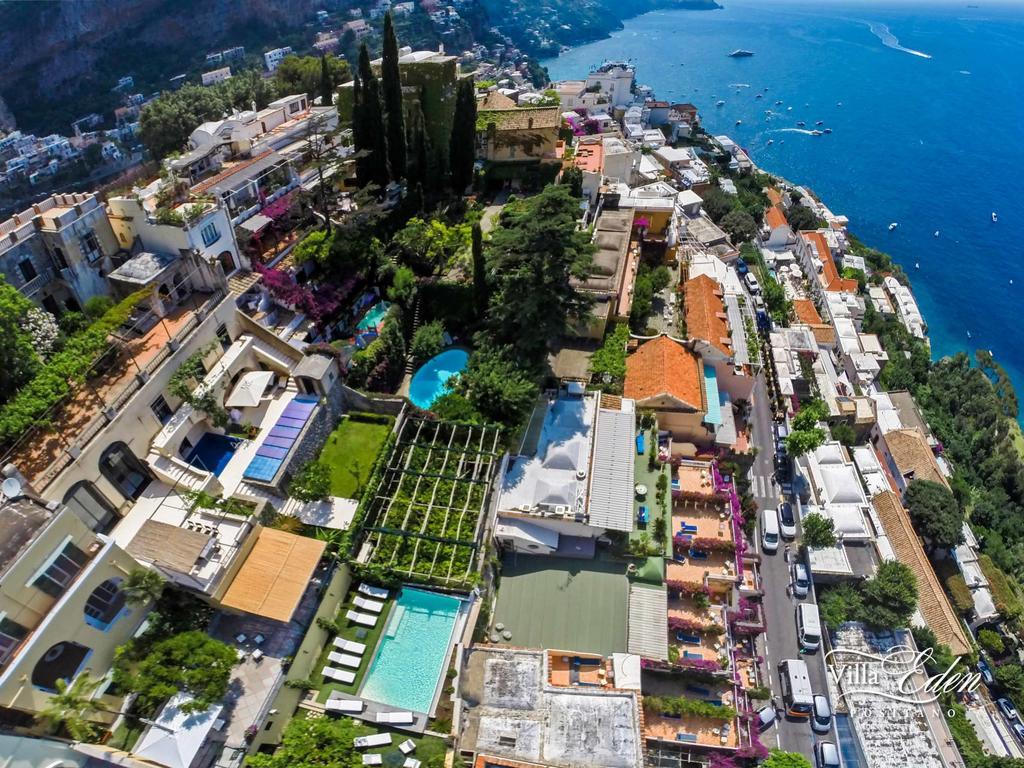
[408, 348, 469, 409]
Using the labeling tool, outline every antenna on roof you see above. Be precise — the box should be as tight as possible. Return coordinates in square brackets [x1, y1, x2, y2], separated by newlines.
[2, 476, 23, 499]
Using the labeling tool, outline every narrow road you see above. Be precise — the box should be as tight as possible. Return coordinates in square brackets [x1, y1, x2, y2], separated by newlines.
[749, 372, 834, 759]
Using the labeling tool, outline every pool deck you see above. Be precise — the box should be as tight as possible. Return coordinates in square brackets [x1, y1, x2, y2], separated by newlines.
[320, 691, 431, 734]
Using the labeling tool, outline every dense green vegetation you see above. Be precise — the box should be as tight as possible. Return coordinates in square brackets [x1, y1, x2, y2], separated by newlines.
[904, 479, 964, 549]
[0, 277, 43, 406]
[818, 561, 918, 630]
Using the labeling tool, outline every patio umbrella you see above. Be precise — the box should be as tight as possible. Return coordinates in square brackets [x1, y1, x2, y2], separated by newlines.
[226, 371, 275, 408]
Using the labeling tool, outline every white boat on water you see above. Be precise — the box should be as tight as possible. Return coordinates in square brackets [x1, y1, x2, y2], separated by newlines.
[934, 230, 940, 237]
[992, 212, 998, 222]
[767, 139, 774, 145]
[716, 100, 725, 106]
[735, 119, 742, 126]
[888, 222, 898, 231]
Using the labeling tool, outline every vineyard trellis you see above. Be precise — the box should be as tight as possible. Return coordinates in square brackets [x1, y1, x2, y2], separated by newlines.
[360, 416, 502, 585]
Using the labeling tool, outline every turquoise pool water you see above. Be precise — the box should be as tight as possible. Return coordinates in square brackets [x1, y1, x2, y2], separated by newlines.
[359, 588, 461, 714]
[409, 348, 469, 410]
[356, 300, 390, 331]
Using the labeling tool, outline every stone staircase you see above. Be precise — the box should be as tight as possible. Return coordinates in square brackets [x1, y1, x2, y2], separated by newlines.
[404, 295, 424, 375]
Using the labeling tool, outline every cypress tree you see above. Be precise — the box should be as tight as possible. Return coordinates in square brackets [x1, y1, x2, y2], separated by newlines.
[319, 54, 333, 106]
[381, 12, 407, 179]
[471, 222, 487, 318]
[449, 78, 477, 194]
[356, 43, 390, 189]
[405, 104, 428, 190]
[351, 71, 363, 149]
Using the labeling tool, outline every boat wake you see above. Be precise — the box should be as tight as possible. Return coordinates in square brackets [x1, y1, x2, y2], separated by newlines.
[773, 128, 818, 136]
[866, 22, 932, 59]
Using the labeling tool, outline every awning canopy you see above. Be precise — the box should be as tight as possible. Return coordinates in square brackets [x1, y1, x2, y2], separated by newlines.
[225, 370, 275, 408]
[133, 692, 223, 768]
[239, 213, 273, 235]
[220, 528, 325, 623]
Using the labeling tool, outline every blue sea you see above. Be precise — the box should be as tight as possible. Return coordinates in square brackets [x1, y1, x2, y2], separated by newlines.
[544, 0, 1024, 387]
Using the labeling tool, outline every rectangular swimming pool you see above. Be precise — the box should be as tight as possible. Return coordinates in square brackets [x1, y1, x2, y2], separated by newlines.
[359, 588, 462, 714]
[186, 433, 241, 477]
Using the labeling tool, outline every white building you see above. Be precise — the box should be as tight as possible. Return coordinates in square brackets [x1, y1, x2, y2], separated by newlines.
[201, 66, 232, 87]
[263, 46, 294, 72]
[584, 62, 635, 109]
[883, 275, 927, 340]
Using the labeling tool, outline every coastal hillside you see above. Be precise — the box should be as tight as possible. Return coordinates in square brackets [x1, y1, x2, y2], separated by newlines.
[479, 0, 721, 56]
[0, 0, 322, 133]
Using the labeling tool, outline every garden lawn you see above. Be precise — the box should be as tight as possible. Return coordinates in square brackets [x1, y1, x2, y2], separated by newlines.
[314, 590, 392, 703]
[318, 415, 392, 498]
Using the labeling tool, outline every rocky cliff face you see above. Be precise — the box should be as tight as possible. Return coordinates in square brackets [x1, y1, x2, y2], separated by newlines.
[0, 0, 321, 131]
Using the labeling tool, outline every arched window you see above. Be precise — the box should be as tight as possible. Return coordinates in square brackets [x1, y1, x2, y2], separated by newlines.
[99, 442, 151, 501]
[218, 250, 236, 275]
[31, 642, 91, 691]
[84, 578, 127, 630]
[63, 481, 118, 533]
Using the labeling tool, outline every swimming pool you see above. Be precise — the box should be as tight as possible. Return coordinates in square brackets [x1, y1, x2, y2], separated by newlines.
[408, 348, 469, 410]
[359, 588, 462, 714]
[186, 433, 241, 476]
[356, 300, 391, 331]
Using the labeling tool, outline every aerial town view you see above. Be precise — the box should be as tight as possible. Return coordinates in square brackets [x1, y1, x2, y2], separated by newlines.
[0, 1, 1021, 768]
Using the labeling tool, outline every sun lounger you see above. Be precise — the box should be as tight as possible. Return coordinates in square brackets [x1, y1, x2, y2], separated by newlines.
[325, 698, 365, 714]
[574, 656, 601, 666]
[689, 549, 709, 560]
[322, 666, 356, 684]
[683, 651, 703, 659]
[328, 651, 362, 669]
[333, 637, 367, 654]
[362, 754, 383, 765]
[354, 733, 393, 749]
[404, 760, 422, 768]
[347, 610, 378, 627]
[359, 583, 390, 599]
[377, 711, 415, 725]
[676, 733, 699, 743]
[675, 631, 701, 645]
[354, 596, 385, 613]
[399, 739, 417, 755]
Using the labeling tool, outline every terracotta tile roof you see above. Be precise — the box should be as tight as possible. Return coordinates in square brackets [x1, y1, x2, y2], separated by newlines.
[765, 204, 789, 230]
[793, 299, 822, 325]
[810, 325, 836, 346]
[802, 230, 858, 293]
[684, 274, 732, 357]
[191, 151, 274, 195]
[884, 428, 949, 489]
[872, 491, 971, 656]
[478, 91, 517, 110]
[624, 335, 705, 411]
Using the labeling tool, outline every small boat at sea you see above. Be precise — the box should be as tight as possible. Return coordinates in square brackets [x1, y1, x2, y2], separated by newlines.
[915, 262, 920, 269]
[775, 100, 783, 105]
[796, 121, 806, 127]
[823, 128, 832, 134]
[934, 231, 940, 237]
[888, 222, 898, 231]
[767, 139, 774, 145]
[837, 102, 843, 106]
[755, 93, 762, 99]
[787, 106, 793, 111]
[815, 120, 824, 126]
[716, 100, 726, 107]
[992, 212, 999, 222]
[735, 119, 742, 126]
[729, 49, 755, 57]
[810, 130, 823, 136]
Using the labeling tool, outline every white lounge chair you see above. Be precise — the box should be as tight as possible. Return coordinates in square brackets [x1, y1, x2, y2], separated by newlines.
[346, 610, 377, 627]
[377, 711, 415, 725]
[353, 596, 385, 613]
[399, 739, 417, 755]
[325, 698, 364, 714]
[328, 651, 362, 669]
[354, 733, 393, 749]
[359, 583, 390, 599]
[333, 637, 367, 654]
[322, 666, 356, 684]
[362, 755, 383, 765]
[405, 759, 422, 768]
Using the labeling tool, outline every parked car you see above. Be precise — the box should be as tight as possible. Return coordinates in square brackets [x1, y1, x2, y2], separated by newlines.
[756, 704, 778, 731]
[745, 272, 762, 295]
[792, 562, 811, 599]
[778, 502, 797, 539]
[811, 694, 832, 734]
[998, 697, 1019, 722]
[762, 507, 780, 554]
[978, 658, 995, 687]
[815, 741, 841, 768]
[736, 258, 749, 276]
[1013, 721, 1024, 744]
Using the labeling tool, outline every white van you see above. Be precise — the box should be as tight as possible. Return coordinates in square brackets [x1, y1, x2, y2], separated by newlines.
[761, 507, 780, 554]
[797, 602, 821, 651]
[745, 272, 762, 295]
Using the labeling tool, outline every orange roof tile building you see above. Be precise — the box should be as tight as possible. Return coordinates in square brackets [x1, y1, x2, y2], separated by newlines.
[801, 230, 859, 294]
[624, 336, 708, 442]
[684, 274, 732, 359]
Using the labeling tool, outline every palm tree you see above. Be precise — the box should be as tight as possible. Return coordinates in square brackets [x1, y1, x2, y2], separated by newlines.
[122, 568, 166, 607]
[38, 672, 102, 742]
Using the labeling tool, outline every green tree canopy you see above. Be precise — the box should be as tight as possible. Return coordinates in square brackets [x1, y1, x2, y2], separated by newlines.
[247, 713, 362, 768]
[861, 560, 918, 630]
[818, 582, 863, 627]
[389, 217, 471, 276]
[289, 460, 332, 502]
[410, 321, 445, 366]
[353, 44, 390, 188]
[485, 185, 594, 363]
[802, 512, 837, 548]
[978, 628, 1005, 658]
[381, 13, 407, 178]
[787, 204, 822, 231]
[784, 427, 826, 458]
[721, 208, 758, 243]
[115, 630, 237, 715]
[275, 55, 350, 101]
[792, 399, 828, 431]
[37, 672, 102, 742]
[459, 346, 538, 426]
[449, 78, 477, 193]
[122, 568, 166, 607]
[763, 749, 813, 768]
[0, 276, 41, 406]
[904, 479, 964, 549]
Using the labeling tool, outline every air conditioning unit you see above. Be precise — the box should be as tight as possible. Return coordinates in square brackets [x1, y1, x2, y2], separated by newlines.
[551, 505, 571, 516]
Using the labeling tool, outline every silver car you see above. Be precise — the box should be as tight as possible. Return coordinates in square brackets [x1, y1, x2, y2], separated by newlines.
[811, 694, 832, 734]
[792, 562, 811, 599]
[815, 741, 841, 768]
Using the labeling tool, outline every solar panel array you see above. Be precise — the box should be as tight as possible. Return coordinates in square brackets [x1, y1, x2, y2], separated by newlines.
[242, 395, 319, 482]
